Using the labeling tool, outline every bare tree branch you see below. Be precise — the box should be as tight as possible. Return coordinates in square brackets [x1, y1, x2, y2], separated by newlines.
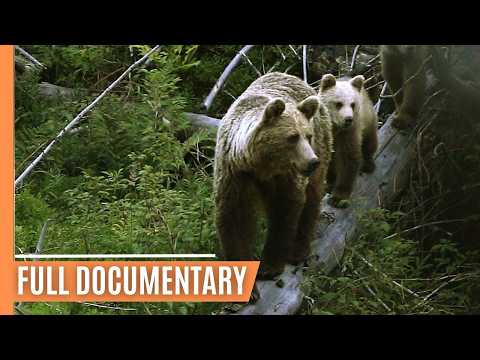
[15, 46, 46, 69]
[303, 45, 308, 83]
[35, 219, 51, 254]
[288, 45, 302, 60]
[374, 82, 389, 114]
[350, 45, 361, 72]
[203, 45, 255, 111]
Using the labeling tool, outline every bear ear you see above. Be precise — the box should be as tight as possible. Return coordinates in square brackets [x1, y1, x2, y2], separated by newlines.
[297, 96, 320, 119]
[350, 75, 365, 91]
[262, 98, 285, 124]
[320, 74, 336, 91]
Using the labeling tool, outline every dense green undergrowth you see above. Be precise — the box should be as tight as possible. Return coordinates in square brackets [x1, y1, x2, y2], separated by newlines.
[301, 208, 480, 315]
[15, 45, 480, 315]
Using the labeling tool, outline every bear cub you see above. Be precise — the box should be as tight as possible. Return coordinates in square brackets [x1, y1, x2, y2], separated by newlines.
[319, 74, 378, 208]
[380, 45, 430, 129]
[214, 72, 333, 278]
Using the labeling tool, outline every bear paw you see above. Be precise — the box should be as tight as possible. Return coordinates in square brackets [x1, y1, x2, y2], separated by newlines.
[361, 160, 376, 174]
[391, 112, 416, 130]
[328, 195, 351, 209]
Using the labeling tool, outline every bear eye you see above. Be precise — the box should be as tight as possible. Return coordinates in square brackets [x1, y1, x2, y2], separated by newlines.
[288, 133, 300, 144]
[306, 134, 313, 143]
[335, 102, 343, 110]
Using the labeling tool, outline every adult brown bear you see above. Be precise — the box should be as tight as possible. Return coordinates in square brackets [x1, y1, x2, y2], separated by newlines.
[214, 72, 333, 278]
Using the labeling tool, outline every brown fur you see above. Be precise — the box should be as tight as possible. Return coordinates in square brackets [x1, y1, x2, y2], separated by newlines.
[214, 72, 333, 278]
[319, 74, 378, 208]
[380, 45, 430, 129]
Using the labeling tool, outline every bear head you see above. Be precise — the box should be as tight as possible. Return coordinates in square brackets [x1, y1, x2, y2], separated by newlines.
[319, 74, 365, 131]
[249, 96, 324, 179]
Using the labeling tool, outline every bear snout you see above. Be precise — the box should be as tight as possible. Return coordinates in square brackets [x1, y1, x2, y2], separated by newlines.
[304, 158, 321, 176]
[344, 116, 354, 127]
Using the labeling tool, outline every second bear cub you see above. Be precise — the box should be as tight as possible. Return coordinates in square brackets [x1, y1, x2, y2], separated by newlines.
[380, 45, 430, 129]
[319, 74, 378, 208]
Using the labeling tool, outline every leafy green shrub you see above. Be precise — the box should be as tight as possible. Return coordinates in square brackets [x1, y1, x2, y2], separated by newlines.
[301, 208, 480, 315]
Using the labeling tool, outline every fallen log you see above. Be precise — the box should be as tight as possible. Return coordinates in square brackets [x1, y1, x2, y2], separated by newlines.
[183, 112, 220, 130]
[38, 82, 76, 98]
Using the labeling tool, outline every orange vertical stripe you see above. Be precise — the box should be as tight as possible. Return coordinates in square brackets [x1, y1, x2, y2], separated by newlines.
[0, 45, 15, 315]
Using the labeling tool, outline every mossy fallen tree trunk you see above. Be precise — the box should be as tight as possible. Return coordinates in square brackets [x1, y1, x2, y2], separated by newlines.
[184, 111, 418, 315]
